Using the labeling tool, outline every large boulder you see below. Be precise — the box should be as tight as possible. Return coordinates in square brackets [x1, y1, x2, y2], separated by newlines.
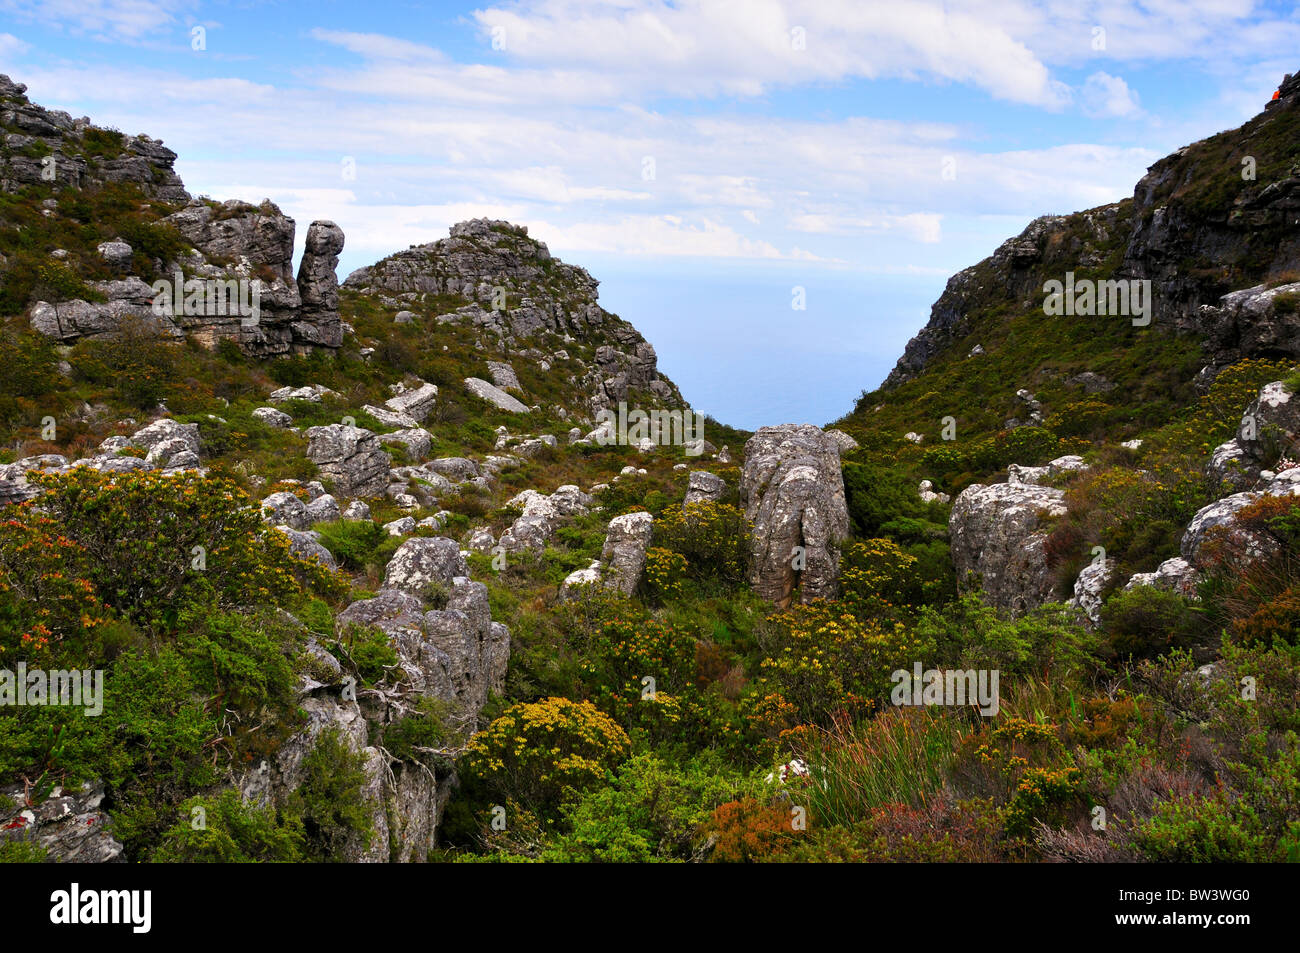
[465, 377, 529, 413]
[382, 537, 468, 596]
[948, 481, 1068, 613]
[305, 425, 391, 498]
[739, 424, 849, 607]
[684, 470, 726, 505]
[600, 511, 654, 596]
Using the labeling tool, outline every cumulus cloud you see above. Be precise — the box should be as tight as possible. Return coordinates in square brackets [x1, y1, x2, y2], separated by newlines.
[1080, 71, 1142, 118]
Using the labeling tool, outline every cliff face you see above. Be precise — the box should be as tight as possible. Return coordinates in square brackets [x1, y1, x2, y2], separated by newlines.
[885, 73, 1300, 390]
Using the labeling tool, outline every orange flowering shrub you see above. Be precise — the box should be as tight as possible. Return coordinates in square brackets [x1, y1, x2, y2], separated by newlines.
[705, 797, 803, 862]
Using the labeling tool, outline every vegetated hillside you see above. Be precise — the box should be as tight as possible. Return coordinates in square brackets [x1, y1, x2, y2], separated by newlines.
[1, 70, 1298, 866]
[833, 70, 1300, 494]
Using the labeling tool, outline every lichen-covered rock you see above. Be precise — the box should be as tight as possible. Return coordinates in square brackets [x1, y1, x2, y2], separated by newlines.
[948, 481, 1068, 614]
[600, 511, 654, 595]
[0, 781, 123, 862]
[1068, 558, 1115, 628]
[305, 425, 391, 498]
[684, 470, 726, 505]
[1207, 438, 1260, 492]
[262, 490, 309, 530]
[498, 485, 592, 554]
[1239, 380, 1300, 459]
[379, 428, 433, 461]
[740, 424, 849, 607]
[305, 493, 341, 525]
[382, 537, 468, 595]
[825, 429, 859, 454]
[487, 361, 521, 391]
[465, 377, 530, 413]
[252, 406, 293, 428]
[385, 380, 438, 423]
[1124, 556, 1199, 598]
[424, 457, 480, 482]
[275, 526, 338, 571]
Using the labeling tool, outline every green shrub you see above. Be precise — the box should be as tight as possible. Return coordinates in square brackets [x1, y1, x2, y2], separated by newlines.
[150, 790, 304, 863]
[1099, 585, 1207, 660]
[287, 725, 374, 862]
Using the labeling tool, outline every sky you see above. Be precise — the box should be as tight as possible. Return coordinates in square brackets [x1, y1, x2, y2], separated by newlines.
[2, 1, 1298, 428]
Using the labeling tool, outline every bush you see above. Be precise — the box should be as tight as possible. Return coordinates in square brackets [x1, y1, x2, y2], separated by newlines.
[1099, 585, 1207, 660]
[287, 725, 374, 862]
[653, 502, 751, 585]
[72, 315, 177, 409]
[24, 468, 344, 629]
[642, 547, 688, 604]
[150, 790, 304, 863]
[542, 753, 761, 862]
[462, 697, 632, 823]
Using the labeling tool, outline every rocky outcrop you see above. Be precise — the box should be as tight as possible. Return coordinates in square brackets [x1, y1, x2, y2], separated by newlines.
[498, 485, 592, 554]
[0, 781, 123, 862]
[948, 481, 1068, 614]
[740, 424, 849, 607]
[0, 74, 188, 202]
[2, 77, 344, 357]
[343, 219, 683, 415]
[684, 470, 726, 505]
[305, 425, 391, 499]
[883, 82, 1300, 389]
[599, 511, 654, 596]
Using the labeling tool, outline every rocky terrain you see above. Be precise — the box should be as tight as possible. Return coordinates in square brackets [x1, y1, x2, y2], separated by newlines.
[3, 69, 1300, 865]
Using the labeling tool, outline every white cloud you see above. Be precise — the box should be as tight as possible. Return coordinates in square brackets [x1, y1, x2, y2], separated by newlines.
[0, 0, 193, 40]
[1080, 71, 1142, 118]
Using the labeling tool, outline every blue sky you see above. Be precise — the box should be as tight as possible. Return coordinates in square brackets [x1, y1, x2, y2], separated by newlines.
[2, 1, 1298, 427]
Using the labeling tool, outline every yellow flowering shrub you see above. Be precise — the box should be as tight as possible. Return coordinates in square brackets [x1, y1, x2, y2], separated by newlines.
[462, 697, 631, 820]
[754, 603, 935, 731]
[653, 501, 750, 584]
[642, 546, 687, 603]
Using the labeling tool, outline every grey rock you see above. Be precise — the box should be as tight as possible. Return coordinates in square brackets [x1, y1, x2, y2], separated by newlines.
[684, 470, 726, 505]
[599, 511, 654, 595]
[382, 537, 468, 595]
[465, 377, 530, 413]
[740, 424, 850, 607]
[949, 481, 1068, 614]
[306, 424, 391, 498]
